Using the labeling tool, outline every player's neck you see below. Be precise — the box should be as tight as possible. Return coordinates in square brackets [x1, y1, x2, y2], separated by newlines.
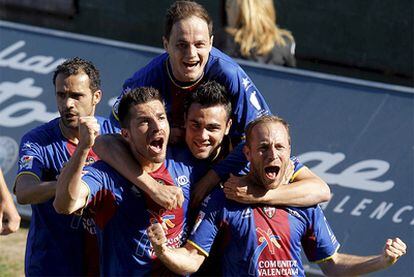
[133, 152, 163, 173]
[141, 161, 163, 173]
[58, 119, 79, 144]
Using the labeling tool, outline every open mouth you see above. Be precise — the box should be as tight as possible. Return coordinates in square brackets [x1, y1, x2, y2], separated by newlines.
[264, 166, 280, 180]
[183, 61, 199, 69]
[194, 141, 210, 150]
[149, 137, 164, 153]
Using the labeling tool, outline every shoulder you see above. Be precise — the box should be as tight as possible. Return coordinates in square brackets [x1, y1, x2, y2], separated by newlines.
[123, 52, 168, 88]
[20, 118, 60, 145]
[201, 187, 226, 208]
[167, 145, 196, 164]
[86, 160, 118, 177]
[206, 47, 244, 79]
[95, 116, 117, 134]
[83, 160, 127, 187]
[285, 204, 324, 222]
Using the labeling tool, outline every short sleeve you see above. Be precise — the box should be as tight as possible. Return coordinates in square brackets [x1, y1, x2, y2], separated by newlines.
[301, 206, 340, 263]
[16, 134, 46, 180]
[187, 188, 226, 256]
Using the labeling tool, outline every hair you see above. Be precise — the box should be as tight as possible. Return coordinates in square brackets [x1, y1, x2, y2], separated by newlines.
[226, 0, 294, 57]
[53, 57, 101, 92]
[118, 87, 164, 128]
[245, 115, 290, 146]
[164, 0, 213, 39]
[185, 80, 232, 120]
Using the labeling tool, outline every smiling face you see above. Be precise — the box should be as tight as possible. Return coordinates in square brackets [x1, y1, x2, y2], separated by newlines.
[163, 15, 213, 83]
[185, 103, 231, 160]
[55, 72, 101, 131]
[244, 121, 291, 190]
[121, 100, 170, 172]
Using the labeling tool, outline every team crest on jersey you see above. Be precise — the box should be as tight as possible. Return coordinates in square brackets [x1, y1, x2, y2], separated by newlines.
[262, 207, 276, 218]
[19, 155, 34, 170]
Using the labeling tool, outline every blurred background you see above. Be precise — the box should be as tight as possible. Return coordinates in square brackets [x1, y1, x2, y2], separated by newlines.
[0, 0, 412, 86]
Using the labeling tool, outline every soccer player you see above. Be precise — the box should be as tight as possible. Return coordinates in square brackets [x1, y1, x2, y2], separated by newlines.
[147, 115, 407, 276]
[0, 168, 20, 235]
[100, 0, 331, 207]
[14, 57, 116, 276]
[53, 87, 213, 275]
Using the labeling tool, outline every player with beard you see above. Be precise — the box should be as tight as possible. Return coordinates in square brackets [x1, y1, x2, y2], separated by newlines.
[53, 87, 216, 275]
[99, 1, 331, 210]
[147, 115, 407, 276]
[14, 57, 116, 276]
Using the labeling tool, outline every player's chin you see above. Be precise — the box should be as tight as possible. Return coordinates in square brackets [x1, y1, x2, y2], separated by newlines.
[62, 119, 79, 129]
[151, 154, 166, 164]
[191, 147, 211, 160]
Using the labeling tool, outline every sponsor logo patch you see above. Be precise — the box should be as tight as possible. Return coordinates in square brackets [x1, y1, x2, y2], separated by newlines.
[19, 155, 34, 170]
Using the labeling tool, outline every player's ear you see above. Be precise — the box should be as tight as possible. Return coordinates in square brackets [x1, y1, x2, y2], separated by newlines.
[162, 36, 169, 51]
[92, 90, 102, 106]
[224, 118, 232, 136]
[243, 143, 251, 161]
[121, 128, 130, 141]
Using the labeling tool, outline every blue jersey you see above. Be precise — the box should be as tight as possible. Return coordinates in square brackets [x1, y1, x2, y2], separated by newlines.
[111, 47, 271, 180]
[82, 146, 208, 276]
[15, 117, 116, 276]
[188, 165, 340, 277]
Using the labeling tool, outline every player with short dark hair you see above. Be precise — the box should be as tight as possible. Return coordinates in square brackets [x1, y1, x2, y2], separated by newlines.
[98, 0, 330, 213]
[147, 115, 407, 276]
[14, 57, 116, 276]
[53, 86, 218, 275]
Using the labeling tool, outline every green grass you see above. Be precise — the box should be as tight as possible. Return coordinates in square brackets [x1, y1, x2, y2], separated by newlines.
[0, 222, 28, 277]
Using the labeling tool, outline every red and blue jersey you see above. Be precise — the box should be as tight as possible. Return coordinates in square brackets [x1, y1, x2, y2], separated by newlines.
[15, 116, 116, 276]
[188, 163, 340, 277]
[81, 146, 208, 276]
[111, 47, 271, 180]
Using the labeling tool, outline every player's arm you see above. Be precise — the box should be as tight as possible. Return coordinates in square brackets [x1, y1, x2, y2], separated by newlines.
[224, 166, 331, 207]
[93, 134, 183, 210]
[318, 238, 407, 276]
[14, 174, 56, 205]
[53, 117, 97, 214]
[147, 223, 206, 275]
[14, 137, 56, 205]
[0, 169, 21, 235]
